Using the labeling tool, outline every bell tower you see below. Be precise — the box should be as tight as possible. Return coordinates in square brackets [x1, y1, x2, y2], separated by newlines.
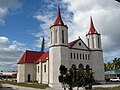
[50, 6, 68, 46]
[49, 6, 69, 87]
[86, 16, 102, 50]
[86, 16, 105, 82]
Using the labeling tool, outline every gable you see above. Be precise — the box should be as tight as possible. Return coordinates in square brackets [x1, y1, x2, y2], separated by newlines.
[68, 38, 90, 50]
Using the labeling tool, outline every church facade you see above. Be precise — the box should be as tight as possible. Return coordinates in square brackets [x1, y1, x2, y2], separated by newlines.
[17, 6, 105, 87]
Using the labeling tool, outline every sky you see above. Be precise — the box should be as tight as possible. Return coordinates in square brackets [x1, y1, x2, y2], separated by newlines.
[0, 0, 120, 71]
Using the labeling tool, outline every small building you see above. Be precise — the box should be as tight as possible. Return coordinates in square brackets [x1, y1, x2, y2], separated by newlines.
[105, 70, 120, 79]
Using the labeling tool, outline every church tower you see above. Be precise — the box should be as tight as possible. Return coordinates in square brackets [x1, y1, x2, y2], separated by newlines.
[49, 6, 69, 87]
[86, 16, 102, 50]
[50, 6, 68, 46]
[86, 16, 105, 82]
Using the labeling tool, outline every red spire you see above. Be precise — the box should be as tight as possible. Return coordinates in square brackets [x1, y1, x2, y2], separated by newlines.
[54, 5, 64, 25]
[88, 16, 98, 34]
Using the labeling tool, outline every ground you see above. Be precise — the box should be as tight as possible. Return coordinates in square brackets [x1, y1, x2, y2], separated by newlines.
[0, 83, 120, 90]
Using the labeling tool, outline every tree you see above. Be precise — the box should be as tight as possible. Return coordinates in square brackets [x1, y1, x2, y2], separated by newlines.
[59, 65, 68, 90]
[59, 65, 95, 90]
[104, 58, 120, 71]
[41, 37, 45, 52]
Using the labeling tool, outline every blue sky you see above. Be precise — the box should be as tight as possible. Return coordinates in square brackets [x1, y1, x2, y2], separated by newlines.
[0, 0, 120, 71]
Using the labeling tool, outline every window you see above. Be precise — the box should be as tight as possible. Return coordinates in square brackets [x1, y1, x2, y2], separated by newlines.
[74, 53, 76, 59]
[85, 54, 87, 60]
[38, 66, 39, 73]
[98, 37, 100, 48]
[88, 54, 90, 60]
[92, 36, 94, 48]
[77, 53, 78, 59]
[83, 54, 84, 60]
[78, 64, 84, 74]
[55, 30, 57, 43]
[44, 64, 46, 73]
[80, 54, 81, 59]
[62, 30, 64, 43]
[88, 38, 89, 47]
[71, 53, 72, 59]
[86, 65, 90, 74]
[51, 32, 52, 44]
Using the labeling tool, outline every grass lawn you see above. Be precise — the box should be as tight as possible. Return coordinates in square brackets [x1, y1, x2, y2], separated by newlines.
[93, 86, 120, 90]
[0, 80, 49, 89]
[0, 83, 2, 87]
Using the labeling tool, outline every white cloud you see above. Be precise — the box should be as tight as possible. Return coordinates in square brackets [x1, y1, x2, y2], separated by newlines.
[33, 0, 120, 62]
[62, 0, 120, 61]
[0, 36, 25, 71]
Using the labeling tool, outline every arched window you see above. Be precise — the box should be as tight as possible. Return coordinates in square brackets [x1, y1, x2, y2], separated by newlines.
[86, 65, 90, 74]
[77, 53, 78, 59]
[98, 37, 100, 48]
[44, 64, 46, 73]
[38, 66, 39, 73]
[92, 36, 94, 48]
[62, 30, 64, 43]
[80, 54, 81, 59]
[74, 53, 76, 59]
[85, 54, 87, 60]
[88, 54, 90, 60]
[71, 53, 72, 59]
[78, 64, 84, 74]
[83, 54, 84, 60]
[88, 38, 89, 47]
[51, 32, 52, 44]
[55, 30, 57, 43]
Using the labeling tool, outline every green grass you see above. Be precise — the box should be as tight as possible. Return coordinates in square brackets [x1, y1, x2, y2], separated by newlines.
[93, 86, 120, 90]
[0, 80, 49, 89]
[0, 83, 2, 87]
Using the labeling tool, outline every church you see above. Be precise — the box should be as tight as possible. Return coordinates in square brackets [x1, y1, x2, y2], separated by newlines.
[17, 6, 105, 87]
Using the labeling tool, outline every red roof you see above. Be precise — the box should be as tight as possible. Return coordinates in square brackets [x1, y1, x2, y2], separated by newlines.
[36, 52, 49, 63]
[87, 16, 98, 35]
[50, 6, 68, 29]
[68, 39, 79, 47]
[54, 6, 64, 25]
[17, 50, 44, 64]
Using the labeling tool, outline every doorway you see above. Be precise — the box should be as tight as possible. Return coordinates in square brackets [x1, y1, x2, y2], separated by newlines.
[27, 74, 31, 82]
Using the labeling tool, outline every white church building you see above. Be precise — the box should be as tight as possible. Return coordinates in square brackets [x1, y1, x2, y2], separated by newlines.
[17, 6, 105, 87]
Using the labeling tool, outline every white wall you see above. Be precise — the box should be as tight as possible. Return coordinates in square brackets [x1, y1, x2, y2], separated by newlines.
[42, 60, 49, 84]
[17, 64, 25, 82]
[91, 51, 105, 81]
[69, 49, 91, 69]
[50, 26, 68, 46]
[25, 64, 36, 82]
[49, 46, 62, 87]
